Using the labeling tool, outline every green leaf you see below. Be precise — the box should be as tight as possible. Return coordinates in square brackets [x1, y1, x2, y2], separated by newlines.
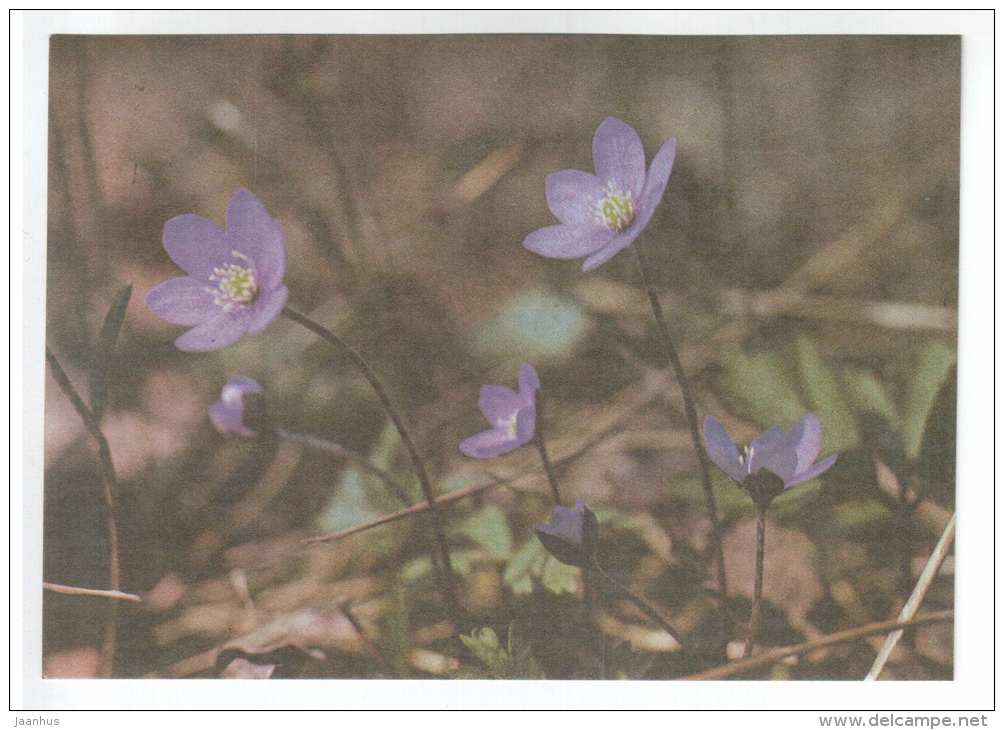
[401, 549, 483, 582]
[794, 337, 859, 452]
[901, 342, 956, 460]
[841, 367, 898, 423]
[592, 507, 636, 531]
[829, 498, 893, 534]
[472, 290, 590, 361]
[456, 504, 513, 559]
[669, 475, 750, 520]
[317, 468, 382, 532]
[459, 627, 505, 669]
[89, 284, 132, 421]
[541, 555, 580, 595]
[502, 536, 579, 595]
[719, 348, 806, 428]
[503, 537, 548, 595]
[458, 624, 544, 679]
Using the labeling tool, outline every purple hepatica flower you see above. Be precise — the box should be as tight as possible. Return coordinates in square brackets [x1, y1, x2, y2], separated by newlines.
[534, 500, 599, 567]
[145, 188, 288, 352]
[703, 413, 838, 504]
[209, 376, 266, 438]
[523, 117, 677, 272]
[459, 363, 540, 459]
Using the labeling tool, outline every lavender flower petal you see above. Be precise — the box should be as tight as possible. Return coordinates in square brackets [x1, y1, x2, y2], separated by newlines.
[791, 413, 823, 475]
[580, 137, 678, 272]
[246, 285, 289, 335]
[704, 413, 837, 498]
[636, 137, 677, 216]
[515, 405, 536, 443]
[461, 363, 540, 460]
[518, 362, 540, 398]
[163, 214, 232, 282]
[209, 375, 264, 437]
[225, 188, 286, 290]
[749, 426, 786, 465]
[150, 189, 289, 352]
[459, 429, 521, 459]
[545, 170, 607, 226]
[592, 117, 646, 199]
[580, 226, 646, 272]
[145, 277, 215, 326]
[756, 442, 800, 486]
[174, 310, 252, 352]
[703, 416, 745, 482]
[479, 385, 523, 424]
[788, 453, 838, 487]
[522, 223, 613, 259]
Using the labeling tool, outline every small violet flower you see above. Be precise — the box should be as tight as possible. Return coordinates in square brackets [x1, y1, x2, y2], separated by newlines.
[703, 413, 838, 505]
[534, 500, 599, 567]
[522, 117, 677, 272]
[146, 189, 288, 352]
[209, 376, 267, 437]
[459, 363, 540, 459]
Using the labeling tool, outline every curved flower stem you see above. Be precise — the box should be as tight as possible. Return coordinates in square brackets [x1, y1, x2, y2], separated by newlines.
[274, 428, 413, 508]
[45, 347, 121, 677]
[631, 244, 728, 606]
[590, 561, 689, 651]
[744, 502, 768, 658]
[281, 306, 462, 624]
[532, 398, 563, 506]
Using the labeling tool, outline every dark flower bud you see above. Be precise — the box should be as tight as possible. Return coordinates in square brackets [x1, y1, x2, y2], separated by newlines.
[208, 376, 269, 437]
[741, 469, 787, 508]
[534, 500, 599, 567]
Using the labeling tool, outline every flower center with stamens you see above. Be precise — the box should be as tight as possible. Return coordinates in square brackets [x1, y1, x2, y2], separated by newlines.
[209, 251, 258, 312]
[497, 411, 520, 440]
[739, 445, 756, 474]
[596, 183, 635, 232]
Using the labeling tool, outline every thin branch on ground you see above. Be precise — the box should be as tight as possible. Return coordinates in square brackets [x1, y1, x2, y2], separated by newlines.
[865, 513, 956, 680]
[684, 610, 953, 680]
[43, 582, 141, 603]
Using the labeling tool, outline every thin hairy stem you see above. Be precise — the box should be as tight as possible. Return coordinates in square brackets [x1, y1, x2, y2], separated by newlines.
[631, 244, 727, 605]
[591, 562, 688, 651]
[744, 502, 767, 657]
[532, 398, 563, 505]
[45, 347, 122, 677]
[275, 428, 413, 507]
[685, 610, 953, 680]
[281, 306, 461, 624]
[865, 513, 956, 680]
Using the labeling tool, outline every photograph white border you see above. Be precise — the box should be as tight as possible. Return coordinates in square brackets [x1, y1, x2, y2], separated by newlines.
[10, 9, 996, 713]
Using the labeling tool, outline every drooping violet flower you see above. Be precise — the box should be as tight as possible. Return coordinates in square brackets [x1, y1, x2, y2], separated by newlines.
[145, 189, 289, 352]
[534, 500, 599, 567]
[459, 363, 539, 459]
[703, 413, 837, 504]
[209, 375, 267, 437]
[522, 117, 677, 272]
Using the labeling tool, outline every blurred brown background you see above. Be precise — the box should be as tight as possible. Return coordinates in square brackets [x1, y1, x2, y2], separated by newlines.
[44, 35, 959, 679]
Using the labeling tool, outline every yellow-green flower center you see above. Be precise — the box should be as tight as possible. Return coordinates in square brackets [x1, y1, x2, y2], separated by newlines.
[496, 411, 520, 439]
[210, 251, 258, 311]
[596, 184, 635, 232]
